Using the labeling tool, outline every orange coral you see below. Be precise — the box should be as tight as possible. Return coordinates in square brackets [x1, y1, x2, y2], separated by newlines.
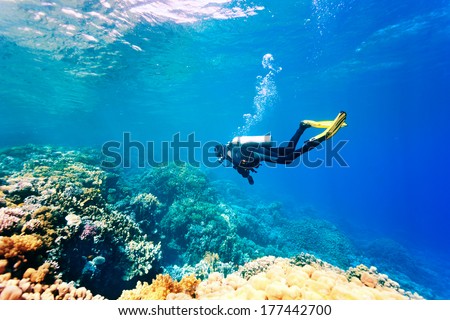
[0, 259, 7, 274]
[177, 274, 200, 297]
[23, 263, 50, 283]
[0, 235, 42, 258]
[119, 274, 201, 300]
[360, 271, 377, 288]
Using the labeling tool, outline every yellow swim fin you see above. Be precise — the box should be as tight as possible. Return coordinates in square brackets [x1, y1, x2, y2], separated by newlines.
[307, 111, 347, 142]
[302, 119, 347, 129]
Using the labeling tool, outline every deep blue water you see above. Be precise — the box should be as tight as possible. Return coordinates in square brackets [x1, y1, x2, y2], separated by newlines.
[1, 0, 450, 298]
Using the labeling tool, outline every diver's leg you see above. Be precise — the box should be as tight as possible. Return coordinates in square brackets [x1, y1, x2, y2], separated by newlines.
[274, 122, 310, 157]
[274, 139, 321, 164]
[288, 122, 310, 150]
[273, 112, 347, 164]
[244, 122, 312, 163]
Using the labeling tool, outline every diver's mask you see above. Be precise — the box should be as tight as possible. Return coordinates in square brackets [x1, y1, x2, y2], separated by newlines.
[215, 144, 226, 164]
[215, 143, 233, 164]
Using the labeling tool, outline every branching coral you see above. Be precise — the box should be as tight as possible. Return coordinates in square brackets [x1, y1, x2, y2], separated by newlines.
[130, 193, 160, 221]
[129, 193, 162, 236]
[136, 164, 215, 207]
[165, 252, 235, 281]
[123, 239, 161, 281]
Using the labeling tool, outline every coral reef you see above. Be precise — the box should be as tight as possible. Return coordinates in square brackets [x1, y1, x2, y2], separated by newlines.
[136, 164, 286, 267]
[0, 146, 161, 298]
[122, 254, 422, 300]
[161, 198, 244, 264]
[0, 145, 441, 299]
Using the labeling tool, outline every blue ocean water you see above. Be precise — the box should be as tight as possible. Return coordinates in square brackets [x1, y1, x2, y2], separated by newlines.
[1, 0, 449, 298]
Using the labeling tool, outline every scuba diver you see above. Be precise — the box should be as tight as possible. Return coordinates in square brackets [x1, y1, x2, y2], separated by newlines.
[215, 111, 347, 185]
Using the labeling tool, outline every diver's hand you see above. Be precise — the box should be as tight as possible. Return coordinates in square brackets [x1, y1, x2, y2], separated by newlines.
[247, 175, 254, 185]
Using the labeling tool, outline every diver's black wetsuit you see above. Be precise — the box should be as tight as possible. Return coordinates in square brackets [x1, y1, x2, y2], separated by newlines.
[228, 124, 322, 184]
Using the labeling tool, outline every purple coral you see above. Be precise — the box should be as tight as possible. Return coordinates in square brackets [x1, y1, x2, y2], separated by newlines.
[0, 207, 25, 232]
[80, 222, 98, 240]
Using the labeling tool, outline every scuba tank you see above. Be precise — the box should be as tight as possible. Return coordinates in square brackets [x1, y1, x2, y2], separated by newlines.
[230, 134, 273, 147]
[222, 134, 271, 167]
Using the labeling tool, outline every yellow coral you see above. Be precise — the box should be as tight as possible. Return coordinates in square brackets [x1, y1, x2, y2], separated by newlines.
[249, 274, 269, 291]
[0, 235, 42, 258]
[177, 274, 201, 296]
[119, 274, 201, 300]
